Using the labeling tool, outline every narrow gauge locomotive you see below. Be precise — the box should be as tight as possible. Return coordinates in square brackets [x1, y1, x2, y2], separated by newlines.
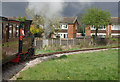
[1, 16, 34, 65]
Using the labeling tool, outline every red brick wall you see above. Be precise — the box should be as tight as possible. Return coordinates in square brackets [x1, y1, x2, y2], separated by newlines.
[85, 26, 91, 36]
[85, 25, 112, 37]
[74, 20, 78, 33]
[67, 20, 79, 38]
[112, 30, 120, 33]
[106, 25, 111, 36]
[68, 24, 74, 38]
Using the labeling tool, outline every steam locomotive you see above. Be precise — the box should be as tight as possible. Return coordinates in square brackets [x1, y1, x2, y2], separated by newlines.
[1, 16, 34, 65]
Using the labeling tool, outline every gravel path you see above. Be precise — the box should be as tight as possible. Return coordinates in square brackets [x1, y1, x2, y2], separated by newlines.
[2, 48, 118, 80]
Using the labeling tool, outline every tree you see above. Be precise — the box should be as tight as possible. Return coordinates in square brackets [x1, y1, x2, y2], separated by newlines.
[30, 15, 44, 37]
[25, 8, 44, 37]
[81, 7, 111, 37]
[16, 16, 27, 21]
[25, 8, 35, 19]
[30, 25, 44, 37]
[25, 8, 61, 38]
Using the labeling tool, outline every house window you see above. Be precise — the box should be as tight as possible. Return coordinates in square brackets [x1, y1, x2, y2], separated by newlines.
[99, 26, 105, 30]
[91, 25, 95, 30]
[91, 25, 106, 30]
[66, 34, 68, 38]
[64, 34, 66, 38]
[62, 24, 67, 29]
[111, 25, 120, 30]
[75, 24, 77, 30]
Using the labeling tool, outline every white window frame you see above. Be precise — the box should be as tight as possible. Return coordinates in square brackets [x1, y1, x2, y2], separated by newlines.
[91, 25, 106, 30]
[60, 24, 68, 29]
[111, 25, 120, 30]
[57, 33, 68, 38]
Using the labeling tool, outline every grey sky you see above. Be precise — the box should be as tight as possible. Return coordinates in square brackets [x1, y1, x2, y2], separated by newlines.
[2, 2, 29, 18]
[63, 2, 118, 17]
[1, 2, 119, 19]
[1, 0, 119, 2]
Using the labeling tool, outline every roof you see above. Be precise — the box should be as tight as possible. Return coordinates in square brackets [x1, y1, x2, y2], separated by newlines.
[7, 17, 18, 20]
[0, 16, 8, 21]
[60, 16, 78, 24]
[111, 17, 120, 25]
[0, 16, 32, 24]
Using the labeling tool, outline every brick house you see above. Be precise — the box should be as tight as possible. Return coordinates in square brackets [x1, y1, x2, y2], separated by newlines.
[85, 17, 120, 37]
[52, 16, 79, 38]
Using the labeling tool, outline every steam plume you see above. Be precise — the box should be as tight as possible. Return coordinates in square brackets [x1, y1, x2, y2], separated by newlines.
[27, 1, 65, 38]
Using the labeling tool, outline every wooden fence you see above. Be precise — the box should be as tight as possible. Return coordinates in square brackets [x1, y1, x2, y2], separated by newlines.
[34, 37, 92, 49]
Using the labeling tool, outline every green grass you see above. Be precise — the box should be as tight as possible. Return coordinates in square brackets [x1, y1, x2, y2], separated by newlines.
[35, 44, 118, 55]
[93, 44, 119, 48]
[18, 49, 118, 80]
[35, 49, 64, 55]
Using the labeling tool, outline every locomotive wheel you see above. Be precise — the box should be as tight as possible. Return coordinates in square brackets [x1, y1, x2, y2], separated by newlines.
[19, 54, 27, 62]
[28, 48, 34, 56]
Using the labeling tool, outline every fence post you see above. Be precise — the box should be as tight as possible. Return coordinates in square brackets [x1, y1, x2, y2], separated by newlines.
[73, 38, 74, 45]
[60, 38, 61, 45]
[34, 39, 36, 46]
[84, 36, 85, 42]
[67, 38, 68, 46]
[52, 38, 53, 45]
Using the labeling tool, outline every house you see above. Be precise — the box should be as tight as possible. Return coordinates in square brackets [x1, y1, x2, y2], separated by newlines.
[52, 16, 79, 38]
[85, 17, 120, 37]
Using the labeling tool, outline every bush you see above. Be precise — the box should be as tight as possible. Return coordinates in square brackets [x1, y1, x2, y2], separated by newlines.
[59, 55, 67, 59]
[56, 45, 63, 51]
[110, 38, 118, 42]
[77, 40, 90, 48]
[107, 37, 118, 45]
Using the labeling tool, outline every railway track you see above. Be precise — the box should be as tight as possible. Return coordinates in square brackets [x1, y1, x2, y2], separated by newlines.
[2, 46, 119, 80]
[33, 46, 119, 58]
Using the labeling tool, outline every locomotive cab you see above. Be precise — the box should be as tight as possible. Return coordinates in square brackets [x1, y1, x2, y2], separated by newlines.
[1, 17, 34, 64]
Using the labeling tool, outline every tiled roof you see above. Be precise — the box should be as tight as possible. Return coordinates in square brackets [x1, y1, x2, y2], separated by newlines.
[60, 16, 78, 24]
[111, 17, 120, 24]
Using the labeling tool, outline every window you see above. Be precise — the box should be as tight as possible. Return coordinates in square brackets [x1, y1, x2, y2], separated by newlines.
[62, 24, 67, 29]
[13, 24, 16, 38]
[91, 25, 106, 30]
[91, 25, 95, 30]
[2, 23, 3, 39]
[16, 24, 19, 37]
[66, 34, 68, 38]
[99, 26, 105, 30]
[111, 25, 120, 30]
[75, 24, 77, 30]
[9, 24, 13, 38]
[59, 25, 62, 28]
[64, 34, 66, 38]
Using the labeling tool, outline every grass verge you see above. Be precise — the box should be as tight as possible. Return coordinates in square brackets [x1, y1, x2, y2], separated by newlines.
[18, 49, 118, 80]
[35, 44, 118, 54]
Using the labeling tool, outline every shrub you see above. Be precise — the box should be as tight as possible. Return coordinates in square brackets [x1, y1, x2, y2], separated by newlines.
[59, 55, 67, 59]
[110, 38, 118, 42]
[56, 45, 63, 51]
[77, 40, 90, 48]
[107, 37, 118, 45]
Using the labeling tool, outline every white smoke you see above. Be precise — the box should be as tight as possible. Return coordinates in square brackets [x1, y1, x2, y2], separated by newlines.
[26, 0, 94, 38]
[27, 0, 66, 38]
[27, 2, 64, 20]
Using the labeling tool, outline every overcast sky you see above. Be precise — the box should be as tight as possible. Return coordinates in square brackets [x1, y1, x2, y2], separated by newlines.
[1, 2, 119, 19]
